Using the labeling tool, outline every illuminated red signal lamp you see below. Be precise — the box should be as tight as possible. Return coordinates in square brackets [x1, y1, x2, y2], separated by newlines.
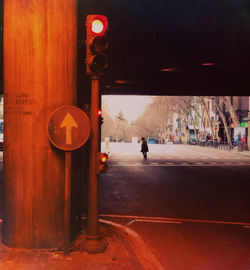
[96, 152, 109, 174]
[100, 154, 108, 163]
[91, 19, 104, 34]
[90, 17, 108, 35]
[98, 109, 104, 125]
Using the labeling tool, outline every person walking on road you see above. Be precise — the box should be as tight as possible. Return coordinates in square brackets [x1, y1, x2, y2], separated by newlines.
[141, 137, 149, 159]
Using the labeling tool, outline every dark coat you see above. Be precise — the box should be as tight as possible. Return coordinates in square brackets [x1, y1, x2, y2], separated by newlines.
[141, 140, 148, 152]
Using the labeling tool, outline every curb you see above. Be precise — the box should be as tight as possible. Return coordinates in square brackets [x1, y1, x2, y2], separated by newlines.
[100, 218, 165, 270]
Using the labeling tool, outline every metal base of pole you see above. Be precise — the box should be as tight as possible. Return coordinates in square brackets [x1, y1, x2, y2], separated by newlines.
[83, 235, 107, 254]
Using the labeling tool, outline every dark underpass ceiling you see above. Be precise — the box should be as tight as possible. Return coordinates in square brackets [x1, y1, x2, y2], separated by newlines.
[79, 0, 250, 95]
[1, 1, 250, 96]
[99, 70, 250, 96]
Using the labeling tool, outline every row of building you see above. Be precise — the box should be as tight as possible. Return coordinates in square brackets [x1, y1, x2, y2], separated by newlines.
[169, 96, 249, 148]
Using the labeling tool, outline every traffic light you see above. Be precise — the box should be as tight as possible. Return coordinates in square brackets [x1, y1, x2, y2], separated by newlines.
[98, 109, 104, 125]
[85, 15, 108, 75]
[96, 152, 109, 174]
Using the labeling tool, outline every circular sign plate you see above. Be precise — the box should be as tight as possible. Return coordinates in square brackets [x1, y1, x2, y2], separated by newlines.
[48, 106, 90, 151]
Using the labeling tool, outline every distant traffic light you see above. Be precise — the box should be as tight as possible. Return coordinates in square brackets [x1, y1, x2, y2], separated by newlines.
[98, 109, 104, 125]
[96, 152, 109, 174]
[98, 109, 102, 116]
[85, 15, 108, 75]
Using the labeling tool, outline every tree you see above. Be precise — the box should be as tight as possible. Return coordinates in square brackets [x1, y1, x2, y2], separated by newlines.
[101, 100, 115, 141]
[168, 96, 199, 142]
[116, 110, 126, 121]
[131, 97, 172, 140]
[101, 110, 115, 141]
[211, 96, 233, 149]
[195, 96, 216, 140]
[114, 111, 130, 142]
[223, 96, 240, 127]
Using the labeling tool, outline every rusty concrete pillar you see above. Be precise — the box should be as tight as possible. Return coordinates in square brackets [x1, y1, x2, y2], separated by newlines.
[3, 0, 77, 248]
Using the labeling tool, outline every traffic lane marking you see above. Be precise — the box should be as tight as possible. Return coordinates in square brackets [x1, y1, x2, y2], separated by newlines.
[126, 219, 182, 226]
[108, 163, 250, 167]
[136, 219, 182, 224]
[180, 148, 225, 159]
[99, 214, 250, 228]
[110, 155, 250, 161]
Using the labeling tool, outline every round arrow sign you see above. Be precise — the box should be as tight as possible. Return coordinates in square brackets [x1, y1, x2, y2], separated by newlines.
[48, 106, 90, 151]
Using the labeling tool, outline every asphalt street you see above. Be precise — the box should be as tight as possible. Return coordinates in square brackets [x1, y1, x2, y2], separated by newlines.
[98, 143, 250, 269]
[100, 143, 250, 222]
[0, 144, 250, 223]
[99, 165, 250, 222]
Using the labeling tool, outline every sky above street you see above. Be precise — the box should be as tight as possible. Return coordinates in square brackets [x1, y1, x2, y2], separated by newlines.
[102, 95, 153, 123]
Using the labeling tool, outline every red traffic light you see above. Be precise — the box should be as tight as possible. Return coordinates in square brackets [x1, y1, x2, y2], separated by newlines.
[86, 15, 109, 75]
[96, 152, 109, 174]
[98, 109, 102, 116]
[99, 153, 108, 163]
[89, 15, 108, 36]
[98, 109, 104, 125]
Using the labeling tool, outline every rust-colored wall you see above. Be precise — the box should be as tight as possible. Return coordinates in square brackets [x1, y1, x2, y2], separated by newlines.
[3, 0, 77, 248]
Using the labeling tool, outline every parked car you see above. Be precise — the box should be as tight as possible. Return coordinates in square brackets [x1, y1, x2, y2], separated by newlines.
[189, 138, 198, 145]
[147, 138, 156, 144]
[173, 139, 183, 144]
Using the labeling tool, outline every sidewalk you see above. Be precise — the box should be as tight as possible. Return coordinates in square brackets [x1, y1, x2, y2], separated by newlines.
[231, 147, 250, 157]
[190, 143, 250, 157]
[0, 222, 134, 270]
[0, 218, 163, 270]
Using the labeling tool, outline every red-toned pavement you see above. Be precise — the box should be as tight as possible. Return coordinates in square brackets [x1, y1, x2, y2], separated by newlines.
[100, 215, 250, 270]
[1, 215, 250, 270]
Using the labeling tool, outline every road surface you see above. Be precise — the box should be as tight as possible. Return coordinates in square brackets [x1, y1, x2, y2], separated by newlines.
[98, 143, 250, 269]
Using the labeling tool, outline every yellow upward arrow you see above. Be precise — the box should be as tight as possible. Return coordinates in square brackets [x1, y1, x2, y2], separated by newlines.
[60, 113, 78, 145]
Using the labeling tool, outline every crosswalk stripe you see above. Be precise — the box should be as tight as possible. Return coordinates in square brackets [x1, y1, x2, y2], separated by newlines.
[109, 162, 250, 167]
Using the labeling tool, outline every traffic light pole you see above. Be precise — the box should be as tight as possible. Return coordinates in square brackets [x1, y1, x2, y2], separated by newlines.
[84, 75, 107, 253]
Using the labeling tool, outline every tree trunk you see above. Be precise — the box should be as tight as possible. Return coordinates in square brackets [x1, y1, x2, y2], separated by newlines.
[214, 97, 233, 150]
[201, 110, 207, 136]
[180, 111, 189, 144]
[201, 97, 216, 140]
[223, 96, 240, 126]
[184, 115, 189, 144]
[189, 111, 198, 141]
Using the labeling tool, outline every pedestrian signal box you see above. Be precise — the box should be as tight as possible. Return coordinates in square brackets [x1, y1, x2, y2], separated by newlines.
[96, 152, 109, 174]
[85, 15, 108, 75]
